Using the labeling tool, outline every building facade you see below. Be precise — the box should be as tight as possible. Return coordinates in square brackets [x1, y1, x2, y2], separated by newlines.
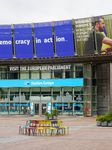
[0, 14, 112, 116]
[0, 63, 96, 116]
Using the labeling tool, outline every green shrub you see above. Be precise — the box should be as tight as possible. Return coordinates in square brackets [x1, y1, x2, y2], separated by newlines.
[96, 113, 112, 122]
[49, 113, 54, 117]
[96, 115, 104, 121]
[107, 117, 112, 123]
[44, 112, 50, 118]
[107, 111, 112, 118]
[52, 108, 59, 116]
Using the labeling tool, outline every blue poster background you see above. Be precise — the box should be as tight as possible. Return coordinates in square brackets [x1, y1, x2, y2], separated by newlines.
[34, 23, 54, 58]
[54, 21, 75, 57]
[14, 24, 34, 59]
[0, 78, 83, 87]
[0, 25, 13, 59]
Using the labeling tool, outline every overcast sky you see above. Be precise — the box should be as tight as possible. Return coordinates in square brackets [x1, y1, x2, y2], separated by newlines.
[0, 0, 112, 25]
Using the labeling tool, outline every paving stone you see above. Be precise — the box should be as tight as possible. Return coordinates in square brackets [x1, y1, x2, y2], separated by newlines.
[0, 115, 112, 150]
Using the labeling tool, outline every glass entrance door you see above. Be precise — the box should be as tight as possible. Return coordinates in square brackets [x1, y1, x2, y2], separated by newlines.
[34, 103, 39, 115]
[42, 103, 47, 115]
[34, 103, 47, 116]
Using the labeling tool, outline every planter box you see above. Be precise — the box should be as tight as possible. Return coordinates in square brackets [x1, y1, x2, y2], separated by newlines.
[45, 116, 48, 120]
[53, 116, 57, 120]
[49, 117, 53, 120]
[108, 121, 112, 127]
[97, 121, 101, 126]
[102, 121, 108, 127]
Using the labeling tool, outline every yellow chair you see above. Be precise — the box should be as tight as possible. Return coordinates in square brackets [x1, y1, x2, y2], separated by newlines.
[45, 121, 52, 135]
[49, 127, 58, 136]
[39, 121, 46, 127]
[35, 127, 45, 136]
[36, 121, 47, 136]
[58, 121, 69, 135]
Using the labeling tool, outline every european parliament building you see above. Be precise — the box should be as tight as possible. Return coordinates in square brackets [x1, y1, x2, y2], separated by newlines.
[0, 14, 112, 116]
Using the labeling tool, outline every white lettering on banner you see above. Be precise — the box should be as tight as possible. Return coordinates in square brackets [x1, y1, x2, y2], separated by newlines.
[75, 19, 90, 24]
[28, 66, 40, 70]
[35, 37, 53, 43]
[56, 36, 65, 42]
[9, 65, 71, 71]
[15, 40, 30, 45]
[0, 40, 12, 45]
[43, 81, 54, 85]
[44, 38, 53, 43]
[36, 38, 41, 43]
[10, 66, 19, 71]
[31, 82, 42, 85]
[48, 65, 71, 70]
[39, 66, 47, 70]
[20, 66, 26, 71]
[31, 81, 54, 86]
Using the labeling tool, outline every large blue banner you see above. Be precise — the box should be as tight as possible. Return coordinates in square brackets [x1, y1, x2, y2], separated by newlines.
[0, 25, 13, 59]
[54, 21, 75, 57]
[34, 23, 54, 58]
[0, 78, 83, 87]
[14, 24, 33, 59]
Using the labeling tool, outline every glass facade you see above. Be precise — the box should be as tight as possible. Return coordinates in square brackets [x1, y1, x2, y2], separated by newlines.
[0, 63, 97, 116]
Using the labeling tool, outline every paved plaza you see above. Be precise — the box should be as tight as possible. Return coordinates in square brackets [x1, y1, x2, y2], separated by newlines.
[0, 115, 112, 150]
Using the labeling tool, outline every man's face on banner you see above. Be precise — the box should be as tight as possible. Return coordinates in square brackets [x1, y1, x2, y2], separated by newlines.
[99, 19, 105, 32]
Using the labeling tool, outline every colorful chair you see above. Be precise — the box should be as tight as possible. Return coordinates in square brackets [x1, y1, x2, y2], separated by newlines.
[36, 121, 47, 136]
[45, 121, 52, 135]
[49, 127, 58, 136]
[21, 120, 30, 135]
[58, 121, 69, 135]
[28, 121, 39, 136]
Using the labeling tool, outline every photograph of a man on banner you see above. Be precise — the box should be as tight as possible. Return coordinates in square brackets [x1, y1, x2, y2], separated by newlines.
[84, 16, 112, 55]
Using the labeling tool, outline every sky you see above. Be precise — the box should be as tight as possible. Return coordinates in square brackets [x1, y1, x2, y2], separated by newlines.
[0, 0, 112, 25]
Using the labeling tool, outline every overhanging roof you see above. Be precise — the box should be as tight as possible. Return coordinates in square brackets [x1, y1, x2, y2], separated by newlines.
[0, 54, 112, 66]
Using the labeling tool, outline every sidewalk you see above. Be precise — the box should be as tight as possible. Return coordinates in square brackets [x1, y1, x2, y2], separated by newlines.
[0, 115, 112, 150]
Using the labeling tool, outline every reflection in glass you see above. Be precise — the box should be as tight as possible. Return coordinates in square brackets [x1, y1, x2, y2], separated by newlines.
[20, 103, 30, 115]
[42, 103, 47, 115]
[9, 103, 19, 114]
[21, 88, 30, 101]
[63, 103, 73, 115]
[0, 103, 9, 114]
[62, 93, 73, 102]
[74, 87, 83, 94]
[73, 102, 83, 115]
[0, 88, 9, 102]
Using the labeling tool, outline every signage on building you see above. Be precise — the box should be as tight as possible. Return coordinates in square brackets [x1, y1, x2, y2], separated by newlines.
[73, 104, 83, 107]
[14, 24, 34, 59]
[75, 14, 112, 55]
[0, 104, 10, 106]
[9, 65, 71, 71]
[34, 22, 54, 58]
[13, 104, 28, 106]
[55, 104, 68, 107]
[0, 25, 13, 59]
[0, 78, 83, 87]
[0, 14, 112, 59]
[54, 20, 75, 57]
